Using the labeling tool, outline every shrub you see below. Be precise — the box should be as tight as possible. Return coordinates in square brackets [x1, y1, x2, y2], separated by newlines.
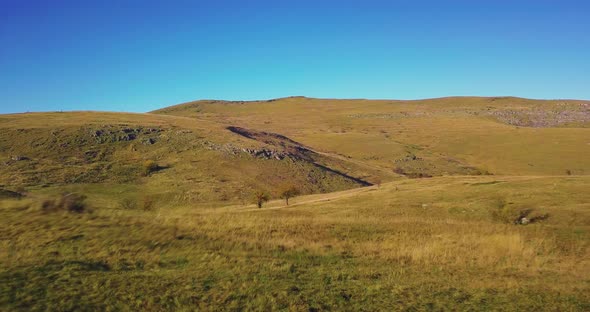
[142, 160, 160, 176]
[565, 169, 572, 176]
[60, 193, 87, 213]
[119, 198, 137, 210]
[407, 172, 432, 179]
[489, 198, 515, 223]
[489, 198, 549, 225]
[41, 193, 88, 213]
[41, 199, 57, 211]
[142, 196, 156, 211]
[393, 167, 405, 175]
[0, 188, 24, 200]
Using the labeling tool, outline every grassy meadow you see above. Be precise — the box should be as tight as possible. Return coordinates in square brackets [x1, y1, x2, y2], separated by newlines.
[1, 96, 589, 310]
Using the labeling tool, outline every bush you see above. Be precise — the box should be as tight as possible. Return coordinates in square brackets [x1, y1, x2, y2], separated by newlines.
[41, 193, 88, 213]
[142, 160, 160, 176]
[392, 168, 432, 178]
[0, 188, 24, 200]
[119, 198, 137, 210]
[15, 186, 27, 194]
[117, 196, 155, 211]
[142, 196, 156, 211]
[489, 198, 549, 225]
[393, 167, 405, 175]
[489, 198, 517, 223]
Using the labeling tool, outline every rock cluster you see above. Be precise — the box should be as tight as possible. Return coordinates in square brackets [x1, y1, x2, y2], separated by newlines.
[394, 154, 422, 163]
[241, 148, 288, 160]
[202, 141, 294, 161]
[488, 106, 590, 127]
[10, 155, 29, 161]
[90, 126, 163, 143]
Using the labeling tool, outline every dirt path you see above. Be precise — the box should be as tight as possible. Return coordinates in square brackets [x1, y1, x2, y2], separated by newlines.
[227, 174, 582, 213]
[230, 185, 378, 213]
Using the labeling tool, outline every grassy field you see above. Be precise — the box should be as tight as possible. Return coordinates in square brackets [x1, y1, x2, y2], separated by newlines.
[1, 176, 589, 310]
[1, 96, 589, 310]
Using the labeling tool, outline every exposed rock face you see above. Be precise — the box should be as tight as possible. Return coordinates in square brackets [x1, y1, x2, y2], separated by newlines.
[241, 148, 289, 160]
[488, 104, 590, 127]
[202, 141, 291, 160]
[224, 126, 373, 186]
[226, 126, 314, 161]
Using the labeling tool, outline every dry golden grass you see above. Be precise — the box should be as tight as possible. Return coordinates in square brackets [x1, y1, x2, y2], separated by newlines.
[155, 96, 590, 176]
[4, 175, 587, 310]
[1, 96, 589, 310]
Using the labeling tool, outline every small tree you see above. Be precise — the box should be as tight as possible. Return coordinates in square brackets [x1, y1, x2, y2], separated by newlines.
[280, 186, 300, 206]
[254, 191, 269, 208]
[374, 178, 382, 188]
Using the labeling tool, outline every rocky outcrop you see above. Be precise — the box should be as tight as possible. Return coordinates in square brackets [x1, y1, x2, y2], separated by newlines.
[226, 126, 314, 161]
[224, 126, 373, 186]
[91, 126, 163, 143]
[488, 104, 590, 127]
[10, 155, 29, 161]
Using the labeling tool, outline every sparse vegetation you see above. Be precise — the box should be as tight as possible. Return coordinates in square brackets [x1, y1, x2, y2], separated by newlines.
[374, 177, 382, 188]
[1, 176, 588, 310]
[489, 197, 549, 225]
[40, 193, 88, 213]
[0, 97, 589, 310]
[0, 188, 24, 200]
[280, 186, 300, 205]
[142, 196, 156, 211]
[118, 198, 137, 210]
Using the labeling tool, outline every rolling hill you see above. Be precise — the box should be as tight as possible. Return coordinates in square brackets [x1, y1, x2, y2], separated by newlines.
[1, 96, 589, 310]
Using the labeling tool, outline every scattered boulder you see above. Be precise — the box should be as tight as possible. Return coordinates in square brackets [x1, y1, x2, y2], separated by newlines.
[90, 126, 164, 143]
[119, 133, 136, 141]
[142, 138, 156, 145]
[10, 155, 29, 161]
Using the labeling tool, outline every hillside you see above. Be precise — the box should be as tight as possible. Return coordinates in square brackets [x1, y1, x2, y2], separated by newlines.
[0, 111, 387, 207]
[153, 96, 590, 177]
[1, 96, 590, 310]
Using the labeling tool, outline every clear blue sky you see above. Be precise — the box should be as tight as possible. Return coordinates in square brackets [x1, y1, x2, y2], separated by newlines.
[1, 0, 589, 113]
